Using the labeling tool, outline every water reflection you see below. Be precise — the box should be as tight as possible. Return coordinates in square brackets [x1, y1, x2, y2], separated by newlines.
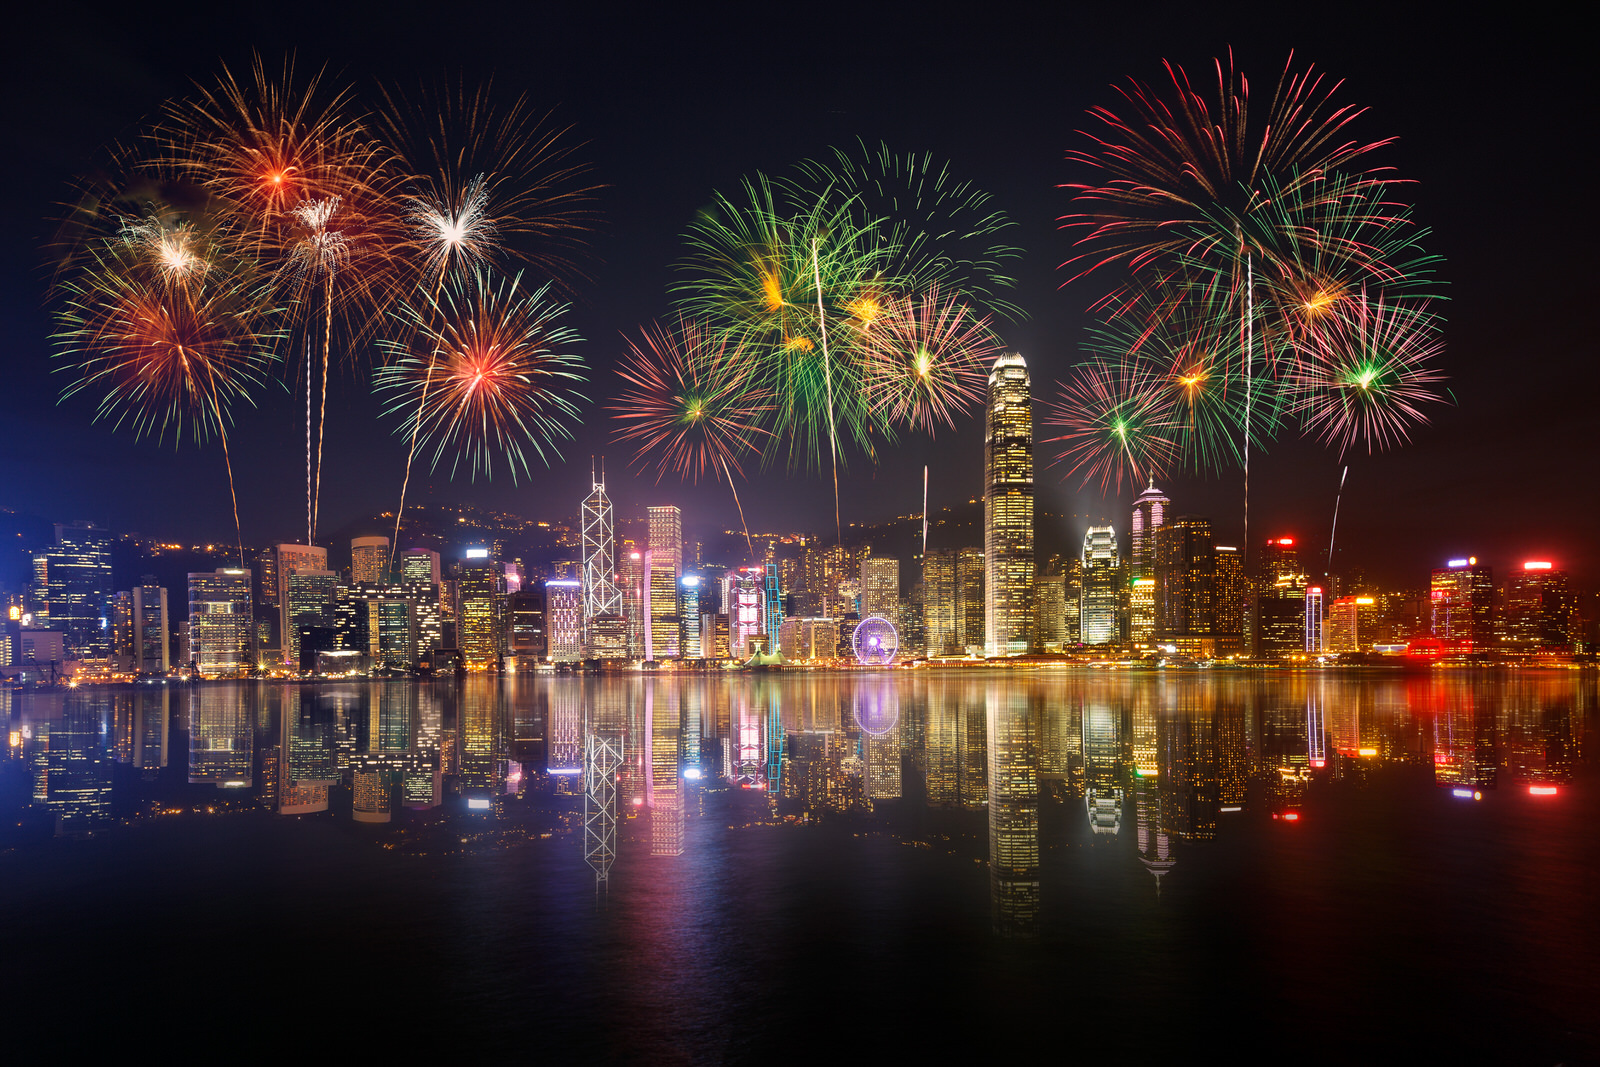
[2, 672, 1592, 934]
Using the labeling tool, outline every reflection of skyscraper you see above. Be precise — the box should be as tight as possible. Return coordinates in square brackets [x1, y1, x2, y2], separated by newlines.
[190, 687, 252, 786]
[1082, 702, 1124, 838]
[986, 683, 1039, 938]
[29, 696, 113, 835]
[647, 684, 684, 856]
[1081, 527, 1119, 646]
[984, 353, 1034, 657]
[1133, 776, 1173, 894]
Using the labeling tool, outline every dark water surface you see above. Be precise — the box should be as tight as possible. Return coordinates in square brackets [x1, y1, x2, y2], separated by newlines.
[2, 672, 1595, 1062]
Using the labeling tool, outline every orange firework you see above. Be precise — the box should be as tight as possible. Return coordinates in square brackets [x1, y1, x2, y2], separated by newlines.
[375, 270, 587, 483]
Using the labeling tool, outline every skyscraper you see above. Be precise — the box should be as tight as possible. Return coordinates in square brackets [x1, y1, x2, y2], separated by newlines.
[860, 557, 899, 624]
[647, 506, 682, 659]
[457, 554, 508, 669]
[1153, 515, 1216, 651]
[1256, 537, 1307, 658]
[581, 464, 625, 622]
[545, 579, 583, 662]
[923, 550, 958, 656]
[132, 579, 169, 675]
[350, 537, 389, 584]
[187, 569, 252, 677]
[1430, 556, 1494, 650]
[274, 544, 327, 663]
[1129, 480, 1169, 578]
[984, 353, 1033, 657]
[1503, 561, 1576, 652]
[40, 522, 113, 659]
[1081, 526, 1120, 646]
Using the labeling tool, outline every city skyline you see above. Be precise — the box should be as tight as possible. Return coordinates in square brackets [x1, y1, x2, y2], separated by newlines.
[1, 4, 1592, 590]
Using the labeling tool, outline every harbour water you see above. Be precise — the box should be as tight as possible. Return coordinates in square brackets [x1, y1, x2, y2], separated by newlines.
[2, 671, 1595, 1061]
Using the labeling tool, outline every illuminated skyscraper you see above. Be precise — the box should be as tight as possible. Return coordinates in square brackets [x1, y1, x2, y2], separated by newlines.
[860, 558, 899, 625]
[679, 576, 703, 657]
[956, 548, 985, 654]
[457, 555, 507, 669]
[1213, 545, 1245, 653]
[619, 541, 645, 657]
[1129, 480, 1169, 577]
[647, 506, 682, 659]
[581, 464, 625, 624]
[350, 537, 389, 584]
[545, 580, 583, 662]
[1256, 537, 1307, 658]
[923, 550, 958, 655]
[40, 522, 113, 659]
[1035, 571, 1067, 651]
[274, 544, 327, 663]
[397, 547, 441, 586]
[1504, 561, 1575, 652]
[187, 569, 252, 677]
[984, 353, 1034, 656]
[762, 562, 785, 640]
[1081, 526, 1119, 646]
[1305, 586, 1325, 652]
[1153, 515, 1217, 655]
[286, 570, 339, 671]
[726, 568, 764, 658]
[1430, 556, 1495, 650]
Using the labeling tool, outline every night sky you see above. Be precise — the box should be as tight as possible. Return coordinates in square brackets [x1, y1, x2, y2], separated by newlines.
[3, 1, 1592, 588]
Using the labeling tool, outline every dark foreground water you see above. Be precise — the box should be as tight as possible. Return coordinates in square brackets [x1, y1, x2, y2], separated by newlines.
[2, 671, 1595, 1063]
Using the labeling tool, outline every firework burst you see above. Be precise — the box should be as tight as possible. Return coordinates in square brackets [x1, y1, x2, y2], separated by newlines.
[377, 80, 598, 291]
[611, 318, 772, 484]
[857, 285, 1001, 434]
[1290, 291, 1447, 456]
[1044, 359, 1179, 492]
[375, 271, 586, 482]
[796, 140, 1025, 320]
[1061, 50, 1395, 283]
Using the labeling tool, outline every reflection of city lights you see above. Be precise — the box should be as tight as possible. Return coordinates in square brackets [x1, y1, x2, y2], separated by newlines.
[1528, 785, 1558, 796]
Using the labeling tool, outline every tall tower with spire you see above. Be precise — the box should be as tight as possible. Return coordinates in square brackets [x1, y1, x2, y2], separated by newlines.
[580, 460, 624, 627]
[984, 352, 1034, 657]
[1130, 479, 1169, 579]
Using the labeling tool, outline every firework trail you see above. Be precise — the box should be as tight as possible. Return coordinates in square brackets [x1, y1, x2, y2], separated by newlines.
[164, 55, 407, 544]
[375, 270, 586, 483]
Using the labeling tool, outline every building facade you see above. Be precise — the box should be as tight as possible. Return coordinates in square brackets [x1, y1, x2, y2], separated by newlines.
[984, 353, 1034, 657]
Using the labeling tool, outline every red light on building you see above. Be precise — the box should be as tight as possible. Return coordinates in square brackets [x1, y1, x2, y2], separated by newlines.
[1528, 785, 1558, 796]
[1276, 537, 1295, 546]
[1523, 560, 1553, 571]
